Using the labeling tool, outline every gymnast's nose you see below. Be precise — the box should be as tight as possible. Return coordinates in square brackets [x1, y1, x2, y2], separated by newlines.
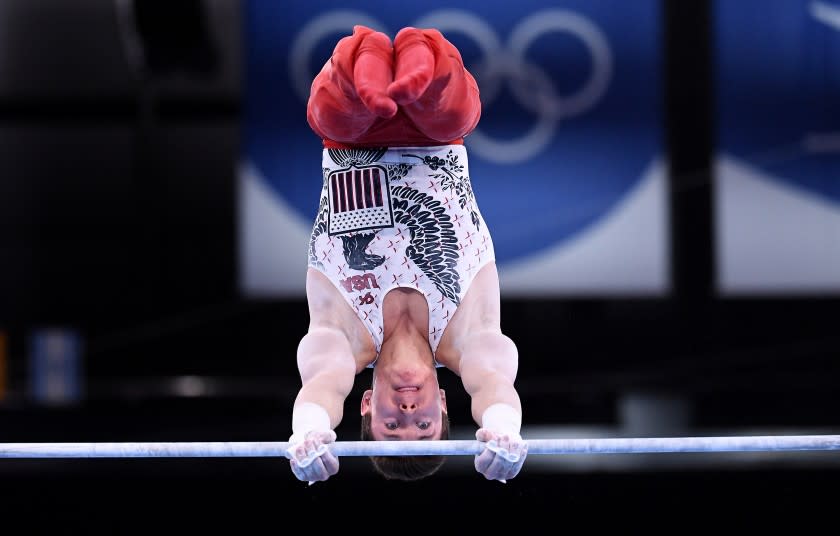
[399, 401, 417, 413]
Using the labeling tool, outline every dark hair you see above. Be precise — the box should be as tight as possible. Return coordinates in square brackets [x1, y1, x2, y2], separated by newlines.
[360, 410, 450, 481]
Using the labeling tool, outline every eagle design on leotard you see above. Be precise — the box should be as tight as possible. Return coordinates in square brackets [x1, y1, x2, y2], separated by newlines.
[340, 232, 385, 270]
[389, 183, 462, 305]
[327, 147, 387, 168]
[308, 169, 331, 269]
[312, 148, 470, 306]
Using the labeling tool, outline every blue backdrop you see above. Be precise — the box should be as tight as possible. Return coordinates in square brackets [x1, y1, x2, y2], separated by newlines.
[242, 0, 665, 296]
[715, 0, 840, 293]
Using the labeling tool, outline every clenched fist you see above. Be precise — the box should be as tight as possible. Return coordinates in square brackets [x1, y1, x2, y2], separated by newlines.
[306, 25, 481, 146]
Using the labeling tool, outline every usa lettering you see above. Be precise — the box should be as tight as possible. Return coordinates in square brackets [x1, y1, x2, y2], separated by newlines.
[340, 273, 380, 293]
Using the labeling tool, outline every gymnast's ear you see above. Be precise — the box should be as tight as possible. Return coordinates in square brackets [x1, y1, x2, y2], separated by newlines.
[440, 389, 447, 414]
[360, 389, 373, 415]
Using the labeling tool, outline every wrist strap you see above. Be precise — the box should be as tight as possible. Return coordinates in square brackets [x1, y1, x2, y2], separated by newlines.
[481, 403, 522, 441]
[289, 402, 332, 444]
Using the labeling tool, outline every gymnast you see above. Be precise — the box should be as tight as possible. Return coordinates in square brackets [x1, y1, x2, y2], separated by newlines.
[286, 24, 528, 483]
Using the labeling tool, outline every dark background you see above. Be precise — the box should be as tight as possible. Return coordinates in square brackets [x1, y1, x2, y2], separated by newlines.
[0, 0, 837, 527]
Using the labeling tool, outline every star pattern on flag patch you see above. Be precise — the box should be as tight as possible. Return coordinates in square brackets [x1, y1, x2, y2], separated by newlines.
[328, 164, 394, 235]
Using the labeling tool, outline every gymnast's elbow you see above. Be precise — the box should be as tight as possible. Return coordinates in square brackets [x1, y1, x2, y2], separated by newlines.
[296, 327, 356, 378]
[459, 330, 519, 379]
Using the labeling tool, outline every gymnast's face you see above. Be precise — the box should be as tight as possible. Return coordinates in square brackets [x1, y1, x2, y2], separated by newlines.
[361, 381, 447, 440]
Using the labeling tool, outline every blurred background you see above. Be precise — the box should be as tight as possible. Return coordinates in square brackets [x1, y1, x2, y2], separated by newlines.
[1, 0, 838, 525]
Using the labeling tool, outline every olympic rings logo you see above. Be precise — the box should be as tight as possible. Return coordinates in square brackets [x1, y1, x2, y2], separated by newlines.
[289, 9, 613, 164]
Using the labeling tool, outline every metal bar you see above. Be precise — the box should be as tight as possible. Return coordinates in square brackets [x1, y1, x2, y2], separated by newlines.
[0, 435, 839, 458]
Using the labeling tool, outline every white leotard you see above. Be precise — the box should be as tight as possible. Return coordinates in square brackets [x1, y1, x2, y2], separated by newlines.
[308, 144, 495, 365]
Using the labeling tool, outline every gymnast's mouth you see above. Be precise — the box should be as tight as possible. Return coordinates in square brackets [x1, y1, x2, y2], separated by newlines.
[396, 386, 419, 392]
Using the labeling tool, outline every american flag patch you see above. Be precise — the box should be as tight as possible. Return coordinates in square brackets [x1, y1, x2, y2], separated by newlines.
[328, 165, 394, 235]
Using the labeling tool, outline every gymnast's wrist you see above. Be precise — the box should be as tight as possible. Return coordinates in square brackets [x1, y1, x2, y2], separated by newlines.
[481, 403, 522, 441]
[289, 402, 333, 444]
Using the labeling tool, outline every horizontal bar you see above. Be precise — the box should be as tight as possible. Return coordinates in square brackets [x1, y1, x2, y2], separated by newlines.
[0, 435, 839, 458]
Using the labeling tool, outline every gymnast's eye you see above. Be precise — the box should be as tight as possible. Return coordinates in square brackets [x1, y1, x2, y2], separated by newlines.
[385, 422, 398, 430]
[417, 422, 431, 430]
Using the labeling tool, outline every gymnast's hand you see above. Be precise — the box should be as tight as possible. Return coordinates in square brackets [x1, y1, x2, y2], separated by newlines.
[474, 428, 528, 483]
[306, 25, 481, 145]
[286, 430, 339, 484]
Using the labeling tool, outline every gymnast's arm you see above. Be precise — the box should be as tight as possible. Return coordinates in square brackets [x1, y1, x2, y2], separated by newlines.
[447, 263, 527, 481]
[459, 330, 528, 482]
[459, 329, 522, 433]
[285, 323, 356, 483]
[445, 264, 523, 432]
[294, 325, 357, 429]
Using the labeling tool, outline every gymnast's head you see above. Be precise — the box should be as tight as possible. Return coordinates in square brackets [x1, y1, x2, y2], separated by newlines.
[359, 332, 450, 480]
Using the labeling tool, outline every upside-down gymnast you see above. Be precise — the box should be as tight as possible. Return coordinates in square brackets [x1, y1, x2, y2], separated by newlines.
[285, 24, 528, 483]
